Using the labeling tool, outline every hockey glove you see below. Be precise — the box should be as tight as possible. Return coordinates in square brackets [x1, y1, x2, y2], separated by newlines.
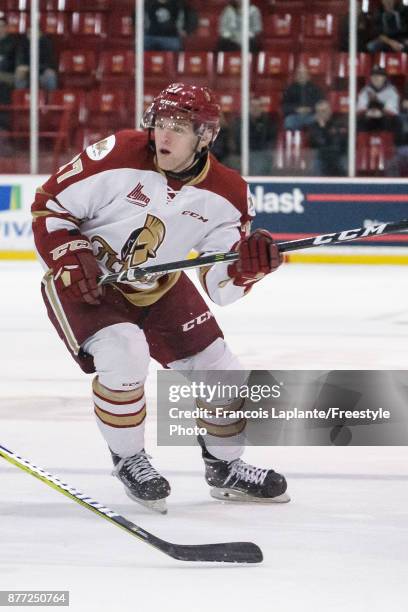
[228, 229, 283, 287]
[47, 230, 102, 305]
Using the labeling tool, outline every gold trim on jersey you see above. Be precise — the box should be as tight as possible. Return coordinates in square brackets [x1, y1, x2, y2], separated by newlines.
[94, 403, 146, 428]
[185, 155, 211, 186]
[42, 271, 81, 355]
[32, 210, 80, 226]
[198, 265, 212, 294]
[153, 154, 211, 186]
[92, 376, 144, 403]
[35, 186, 55, 198]
[115, 271, 181, 306]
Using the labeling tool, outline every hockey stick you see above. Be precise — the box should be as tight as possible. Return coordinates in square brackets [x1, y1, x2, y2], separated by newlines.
[98, 218, 408, 285]
[0, 444, 262, 564]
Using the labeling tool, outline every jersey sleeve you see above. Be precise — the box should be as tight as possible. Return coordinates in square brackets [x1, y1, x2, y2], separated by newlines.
[31, 131, 141, 268]
[196, 184, 255, 306]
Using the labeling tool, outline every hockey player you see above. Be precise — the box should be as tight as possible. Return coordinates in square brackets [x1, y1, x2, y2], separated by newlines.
[31, 83, 289, 513]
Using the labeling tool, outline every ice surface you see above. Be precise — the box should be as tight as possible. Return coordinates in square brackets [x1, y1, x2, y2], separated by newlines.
[1, 261, 407, 612]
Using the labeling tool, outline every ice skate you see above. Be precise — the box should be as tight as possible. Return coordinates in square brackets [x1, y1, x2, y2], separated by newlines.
[198, 436, 290, 503]
[111, 450, 171, 514]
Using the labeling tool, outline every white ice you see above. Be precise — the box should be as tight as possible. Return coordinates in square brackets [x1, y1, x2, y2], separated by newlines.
[1, 261, 407, 612]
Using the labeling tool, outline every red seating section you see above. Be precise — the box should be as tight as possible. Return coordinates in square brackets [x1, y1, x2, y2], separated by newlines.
[176, 52, 215, 87]
[144, 51, 176, 89]
[275, 130, 309, 173]
[256, 52, 295, 91]
[1, 0, 404, 176]
[59, 50, 97, 88]
[98, 50, 134, 87]
[356, 132, 395, 176]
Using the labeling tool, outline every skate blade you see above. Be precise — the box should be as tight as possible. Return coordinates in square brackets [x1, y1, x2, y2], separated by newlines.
[210, 487, 291, 504]
[125, 488, 168, 514]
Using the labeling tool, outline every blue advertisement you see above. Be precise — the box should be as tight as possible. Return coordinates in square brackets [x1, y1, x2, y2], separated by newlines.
[249, 181, 408, 247]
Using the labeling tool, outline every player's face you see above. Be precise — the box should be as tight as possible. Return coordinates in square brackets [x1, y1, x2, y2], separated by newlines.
[154, 116, 200, 173]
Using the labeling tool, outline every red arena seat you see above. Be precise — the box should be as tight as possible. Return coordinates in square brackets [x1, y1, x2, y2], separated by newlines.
[215, 52, 252, 90]
[59, 50, 97, 89]
[176, 52, 214, 87]
[144, 51, 176, 89]
[333, 52, 372, 87]
[97, 50, 135, 86]
[183, 12, 219, 51]
[5, 11, 27, 34]
[256, 51, 295, 91]
[329, 90, 349, 114]
[70, 11, 107, 49]
[263, 13, 302, 51]
[109, 11, 134, 44]
[274, 130, 309, 173]
[298, 51, 333, 87]
[356, 131, 395, 176]
[85, 90, 129, 130]
[40, 12, 69, 36]
[303, 13, 338, 50]
[218, 92, 241, 115]
[48, 89, 87, 125]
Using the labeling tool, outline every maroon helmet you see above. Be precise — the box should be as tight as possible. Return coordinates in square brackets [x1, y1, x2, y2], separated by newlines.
[142, 82, 221, 142]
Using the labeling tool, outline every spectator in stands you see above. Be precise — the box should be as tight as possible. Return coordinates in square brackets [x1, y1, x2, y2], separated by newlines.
[357, 64, 400, 133]
[386, 85, 408, 175]
[282, 64, 325, 131]
[367, 0, 408, 53]
[14, 28, 57, 91]
[144, 0, 195, 51]
[0, 16, 17, 129]
[217, 1, 262, 53]
[339, 1, 371, 52]
[308, 99, 347, 176]
[231, 96, 277, 175]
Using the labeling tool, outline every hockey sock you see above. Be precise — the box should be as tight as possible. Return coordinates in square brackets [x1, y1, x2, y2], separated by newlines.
[92, 376, 146, 458]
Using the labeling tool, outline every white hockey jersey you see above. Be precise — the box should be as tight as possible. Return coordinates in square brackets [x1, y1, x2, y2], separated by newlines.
[32, 130, 255, 307]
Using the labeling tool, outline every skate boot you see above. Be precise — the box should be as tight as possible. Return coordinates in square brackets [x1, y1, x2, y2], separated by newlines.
[198, 435, 290, 503]
[111, 449, 170, 514]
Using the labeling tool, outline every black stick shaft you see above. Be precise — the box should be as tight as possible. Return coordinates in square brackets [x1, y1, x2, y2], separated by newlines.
[98, 219, 408, 285]
[0, 444, 262, 564]
[276, 218, 408, 253]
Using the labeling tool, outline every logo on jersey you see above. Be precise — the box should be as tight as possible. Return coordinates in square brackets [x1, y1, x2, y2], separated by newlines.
[182, 311, 214, 332]
[182, 210, 208, 223]
[86, 135, 116, 161]
[121, 214, 166, 267]
[126, 182, 151, 207]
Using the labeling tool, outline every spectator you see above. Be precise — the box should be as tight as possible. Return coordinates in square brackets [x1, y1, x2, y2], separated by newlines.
[14, 28, 57, 91]
[339, 1, 371, 52]
[230, 97, 277, 175]
[282, 64, 325, 131]
[308, 99, 347, 176]
[0, 16, 18, 129]
[357, 64, 399, 133]
[367, 0, 408, 53]
[144, 0, 190, 51]
[386, 86, 408, 175]
[217, 1, 262, 53]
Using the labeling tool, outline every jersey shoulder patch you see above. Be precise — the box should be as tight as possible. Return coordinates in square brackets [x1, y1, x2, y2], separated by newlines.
[86, 134, 116, 160]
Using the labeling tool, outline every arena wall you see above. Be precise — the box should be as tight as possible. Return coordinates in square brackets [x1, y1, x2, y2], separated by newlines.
[1, 174, 407, 264]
